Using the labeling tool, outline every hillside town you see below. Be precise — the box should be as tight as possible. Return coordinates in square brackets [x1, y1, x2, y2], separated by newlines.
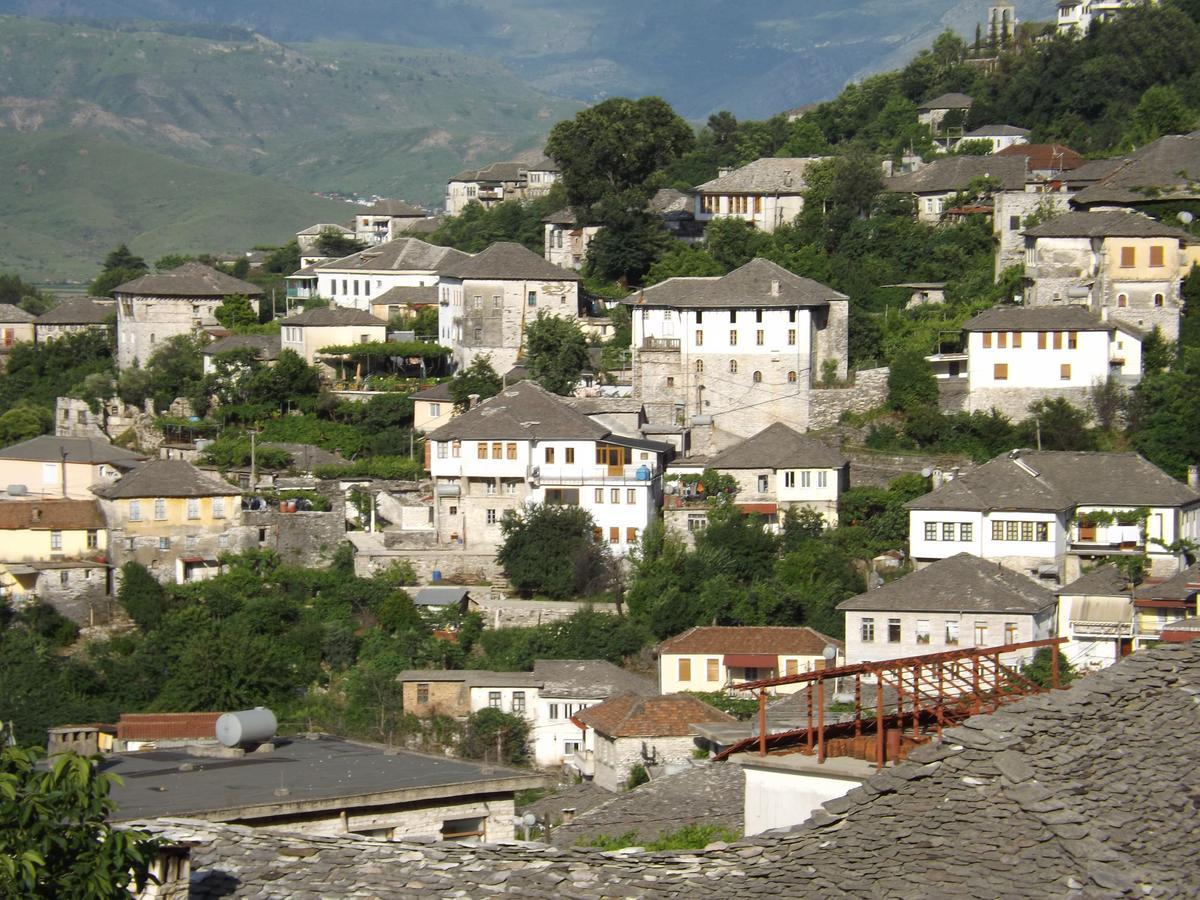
[5, 0, 1200, 896]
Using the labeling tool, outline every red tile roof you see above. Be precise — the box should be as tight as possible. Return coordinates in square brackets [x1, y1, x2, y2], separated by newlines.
[117, 712, 222, 741]
[995, 143, 1085, 172]
[575, 694, 733, 738]
[658, 626, 843, 656]
[0, 499, 106, 531]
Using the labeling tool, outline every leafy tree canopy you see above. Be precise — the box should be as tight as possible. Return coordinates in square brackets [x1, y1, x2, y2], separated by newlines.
[524, 312, 590, 395]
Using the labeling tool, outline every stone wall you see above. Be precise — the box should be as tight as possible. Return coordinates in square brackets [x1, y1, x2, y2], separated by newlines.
[470, 597, 619, 630]
[808, 367, 889, 430]
[354, 546, 501, 584]
[31, 565, 114, 626]
[966, 384, 1093, 419]
[245, 508, 347, 568]
[593, 735, 700, 792]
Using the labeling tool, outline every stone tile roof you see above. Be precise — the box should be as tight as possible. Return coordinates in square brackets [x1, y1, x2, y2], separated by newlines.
[706, 422, 847, 470]
[906, 450, 1200, 512]
[0, 498, 105, 531]
[0, 435, 144, 465]
[394, 669, 542, 688]
[259, 442, 344, 470]
[362, 200, 425, 217]
[543, 207, 578, 225]
[576, 693, 734, 738]
[963, 124, 1030, 137]
[1056, 563, 1129, 597]
[1024, 210, 1193, 240]
[1074, 131, 1200, 205]
[648, 187, 693, 215]
[837, 552, 1057, 614]
[918, 91, 973, 111]
[1134, 562, 1200, 602]
[371, 285, 439, 306]
[532, 659, 658, 701]
[450, 160, 528, 182]
[296, 222, 353, 236]
[200, 334, 280, 358]
[33, 298, 113, 325]
[1064, 156, 1126, 186]
[278, 307, 387, 327]
[92, 460, 240, 499]
[0, 303, 35, 322]
[411, 586, 470, 606]
[409, 381, 454, 401]
[563, 397, 645, 416]
[439, 241, 582, 282]
[316, 237, 468, 273]
[659, 625, 842, 657]
[885, 155, 1028, 193]
[112, 262, 263, 298]
[961, 305, 1112, 332]
[128, 641, 1200, 897]
[634, 258, 846, 310]
[427, 380, 609, 442]
[995, 142, 1086, 172]
[695, 157, 826, 194]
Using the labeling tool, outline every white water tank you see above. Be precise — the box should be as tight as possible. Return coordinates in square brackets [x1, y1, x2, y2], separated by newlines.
[215, 707, 277, 748]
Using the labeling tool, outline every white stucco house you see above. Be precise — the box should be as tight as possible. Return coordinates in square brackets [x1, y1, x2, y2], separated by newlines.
[956, 125, 1030, 154]
[693, 157, 827, 233]
[657, 626, 843, 697]
[295, 238, 469, 314]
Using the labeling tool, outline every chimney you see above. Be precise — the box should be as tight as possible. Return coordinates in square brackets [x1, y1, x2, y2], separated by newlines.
[931, 468, 945, 490]
[770, 279, 780, 297]
[468, 393, 480, 409]
[1189, 465, 1199, 491]
[560, 807, 576, 825]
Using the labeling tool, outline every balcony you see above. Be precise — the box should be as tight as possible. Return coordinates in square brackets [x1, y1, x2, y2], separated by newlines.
[640, 337, 681, 351]
[1070, 524, 1143, 552]
[531, 463, 660, 485]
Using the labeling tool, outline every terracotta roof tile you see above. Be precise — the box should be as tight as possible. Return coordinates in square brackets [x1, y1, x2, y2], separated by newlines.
[575, 693, 734, 738]
[659, 625, 843, 656]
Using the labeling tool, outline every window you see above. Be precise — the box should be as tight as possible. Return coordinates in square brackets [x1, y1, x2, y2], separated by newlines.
[925, 522, 938, 541]
[678, 658, 692, 681]
[789, 309, 797, 323]
[1036, 522, 1049, 542]
[595, 488, 604, 503]
[1117, 294, 1128, 308]
[695, 330, 704, 346]
[330, 280, 336, 295]
[942, 523, 955, 541]
[994, 363, 1008, 381]
[666, 376, 675, 388]
[992, 520, 1004, 541]
[960, 523, 973, 541]
[787, 370, 797, 383]
[218, 534, 229, 549]
[549, 703, 559, 720]
[1120, 246, 1135, 268]
[565, 448, 575, 464]
[729, 330, 738, 346]
[609, 527, 619, 544]
[185, 534, 198, 550]
[982, 332, 992, 349]
[945, 621, 959, 645]
[1012, 332, 1022, 348]
[477, 442, 488, 459]
[801, 471, 811, 488]
[1021, 521, 1034, 541]
[611, 488, 620, 503]
[974, 622, 988, 646]
[512, 691, 526, 713]
[887, 619, 901, 643]
[488, 691, 502, 709]
[492, 295, 501, 309]
[1009, 215, 1021, 231]
[186, 498, 200, 520]
[1006, 521, 1020, 541]
[707, 658, 720, 681]
[1037, 331, 1047, 349]
[752, 370, 762, 383]
[998, 332, 1007, 349]
[755, 310, 763, 323]
[788, 329, 796, 346]
[786, 658, 798, 676]
[504, 481, 516, 496]
[417, 683, 430, 704]
[916, 619, 930, 644]
[784, 471, 795, 488]
[861, 618, 875, 642]
[687, 513, 707, 532]
[486, 482, 496, 495]
[491, 442, 502, 459]
[1004, 622, 1018, 644]
[154, 498, 166, 521]
[60, 570, 69, 587]
[486, 509, 497, 525]
[593, 527, 603, 542]
[158, 536, 170, 551]
[627, 489, 636, 503]
[817, 471, 827, 488]
[626, 527, 638, 544]
[729, 360, 738, 374]
[452, 441, 461, 458]
[86, 529, 98, 549]
[1150, 245, 1164, 267]
[756, 330, 764, 345]
[129, 500, 141, 521]
[757, 474, 770, 492]
[527, 291, 537, 306]
[695, 359, 704, 373]
[1154, 293, 1165, 307]
[729, 310, 737, 323]
[212, 497, 225, 519]
[1067, 331, 1077, 349]
[1060, 363, 1071, 380]
[506, 443, 517, 460]
[50, 530, 62, 550]
[437, 442, 448, 459]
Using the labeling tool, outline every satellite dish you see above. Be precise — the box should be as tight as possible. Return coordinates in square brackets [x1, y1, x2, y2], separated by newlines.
[921, 467, 933, 478]
[1179, 211, 1194, 225]
[522, 813, 537, 827]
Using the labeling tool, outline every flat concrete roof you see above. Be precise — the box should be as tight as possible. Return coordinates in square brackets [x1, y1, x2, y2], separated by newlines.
[105, 734, 544, 823]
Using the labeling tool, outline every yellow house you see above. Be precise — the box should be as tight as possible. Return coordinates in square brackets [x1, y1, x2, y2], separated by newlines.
[0, 303, 35, 352]
[93, 459, 250, 584]
[657, 626, 843, 696]
[0, 435, 145, 500]
[279, 307, 388, 366]
[411, 382, 455, 434]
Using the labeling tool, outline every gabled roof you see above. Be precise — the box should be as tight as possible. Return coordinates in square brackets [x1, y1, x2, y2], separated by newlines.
[961, 305, 1113, 332]
[1135, 563, 1200, 602]
[659, 625, 843, 656]
[409, 382, 454, 402]
[885, 155, 1028, 194]
[372, 285, 439, 306]
[633, 258, 846, 310]
[296, 222, 353, 237]
[906, 450, 1200, 512]
[575, 693, 734, 738]
[648, 187, 693, 215]
[705, 423, 847, 470]
[837, 553, 1056, 614]
[525, 156, 560, 173]
[1023, 210, 1193, 240]
[0, 303, 35, 323]
[0, 499, 105, 531]
[200, 334, 280, 358]
[92, 460, 240, 499]
[695, 157, 826, 194]
[316, 237, 468, 273]
[995, 142, 1086, 172]
[1056, 563, 1129, 597]
[963, 124, 1030, 138]
[361, 200, 425, 217]
[532, 659, 659, 700]
[543, 208, 579, 225]
[1073, 131, 1200, 205]
[450, 160, 528, 182]
[0, 435, 144, 465]
[112, 262, 263, 298]
[439, 241, 581, 282]
[33, 298, 113, 325]
[411, 586, 470, 606]
[279, 307, 387, 327]
[427, 381, 610, 442]
[917, 92, 973, 111]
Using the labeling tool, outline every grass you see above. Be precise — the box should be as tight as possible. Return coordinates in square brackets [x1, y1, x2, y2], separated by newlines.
[580, 824, 743, 852]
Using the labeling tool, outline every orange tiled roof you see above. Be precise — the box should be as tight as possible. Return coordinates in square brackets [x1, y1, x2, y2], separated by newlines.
[117, 712, 222, 741]
[575, 694, 733, 738]
[658, 626, 842, 656]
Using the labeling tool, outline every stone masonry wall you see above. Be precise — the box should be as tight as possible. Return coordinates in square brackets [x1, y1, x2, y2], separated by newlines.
[808, 367, 889, 430]
[594, 735, 700, 792]
[470, 597, 619, 630]
[967, 384, 1093, 419]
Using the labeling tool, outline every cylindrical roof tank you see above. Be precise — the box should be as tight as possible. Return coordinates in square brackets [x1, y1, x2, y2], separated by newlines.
[215, 707, 277, 748]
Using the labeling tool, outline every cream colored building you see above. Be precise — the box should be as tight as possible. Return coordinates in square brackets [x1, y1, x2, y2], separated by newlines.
[279, 307, 388, 367]
[658, 626, 843, 696]
[0, 435, 145, 500]
[693, 158, 827, 233]
[410, 382, 455, 434]
[0, 303, 35, 353]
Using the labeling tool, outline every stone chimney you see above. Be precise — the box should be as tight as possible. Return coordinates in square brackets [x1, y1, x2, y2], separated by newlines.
[931, 468, 945, 490]
[1189, 465, 1199, 491]
[560, 807, 576, 825]
[770, 279, 780, 297]
[468, 393, 480, 409]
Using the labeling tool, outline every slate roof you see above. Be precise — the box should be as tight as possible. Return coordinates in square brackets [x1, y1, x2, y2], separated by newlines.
[885, 155, 1028, 193]
[576, 693, 734, 738]
[200, 334, 280, 358]
[563, 397, 645, 416]
[995, 142, 1086, 172]
[259, 443, 343, 470]
[439, 241, 582, 282]
[410, 586, 470, 607]
[648, 188, 693, 215]
[362, 200, 425, 217]
[532, 659, 658, 701]
[633, 258, 846, 310]
[906, 450, 1200, 512]
[395, 669, 542, 688]
[543, 208, 579, 225]
[129, 642, 1200, 897]
[705, 422, 847, 470]
[278, 307, 387, 327]
[1064, 156, 1127, 187]
[33, 298, 113, 325]
[0, 499, 105, 530]
[964, 124, 1030, 137]
[371, 285, 439, 306]
[112, 262, 263, 298]
[838, 553, 1056, 614]
[1073, 131, 1200, 205]
[918, 91, 973, 111]
[1056, 564, 1130, 597]
[0, 303, 35, 323]
[427, 381, 609, 442]
[1024, 210, 1193, 240]
[695, 157, 826, 194]
[450, 160, 528, 182]
[410, 382, 453, 401]
[1134, 563, 1200, 602]
[315, 237, 468, 273]
[961, 305, 1112, 332]
[0, 435, 143, 465]
[92, 460, 240, 499]
[660, 626, 843, 656]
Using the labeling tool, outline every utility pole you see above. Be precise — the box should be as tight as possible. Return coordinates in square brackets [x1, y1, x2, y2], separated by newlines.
[250, 430, 257, 490]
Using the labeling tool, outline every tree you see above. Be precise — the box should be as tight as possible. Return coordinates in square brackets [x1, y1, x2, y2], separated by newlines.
[214, 294, 259, 329]
[0, 746, 160, 897]
[704, 218, 771, 270]
[585, 209, 670, 286]
[460, 708, 530, 766]
[1022, 398, 1096, 451]
[497, 503, 614, 599]
[1127, 85, 1194, 145]
[523, 312, 589, 395]
[117, 563, 169, 632]
[887, 349, 938, 413]
[449, 356, 503, 411]
[0, 405, 52, 446]
[1142, 325, 1174, 374]
[88, 245, 148, 297]
[315, 229, 367, 258]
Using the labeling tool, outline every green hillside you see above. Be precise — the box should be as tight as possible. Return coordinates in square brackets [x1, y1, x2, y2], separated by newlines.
[0, 131, 353, 281]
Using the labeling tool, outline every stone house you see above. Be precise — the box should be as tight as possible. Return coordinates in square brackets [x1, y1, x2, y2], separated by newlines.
[92, 459, 252, 584]
[1057, 0, 1155, 35]
[657, 626, 844, 697]
[543, 209, 602, 271]
[0, 303, 35, 354]
[427, 381, 670, 557]
[303, 238, 468, 313]
[916, 92, 973, 136]
[693, 157, 827, 233]
[991, 143, 1086, 275]
[33, 298, 114, 344]
[279, 307, 388, 368]
[444, 159, 559, 216]
[112, 263, 262, 370]
[1071, 131, 1200, 214]
[200, 333, 280, 376]
[629, 258, 849, 438]
[956, 124, 1030, 154]
[437, 242, 582, 375]
[906, 449, 1200, 582]
[350, 200, 429, 246]
[295, 222, 355, 256]
[370, 284, 439, 325]
[951, 305, 1142, 418]
[0, 498, 111, 625]
[664, 423, 848, 540]
[885, 154, 1028, 224]
[838, 553, 1056, 669]
[574, 694, 734, 792]
[0, 435, 145, 500]
[1023, 210, 1197, 343]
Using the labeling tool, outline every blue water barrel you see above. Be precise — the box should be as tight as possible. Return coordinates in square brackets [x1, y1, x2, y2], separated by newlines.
[636, 466, 651, 481]
[432, 570, 442, 582]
